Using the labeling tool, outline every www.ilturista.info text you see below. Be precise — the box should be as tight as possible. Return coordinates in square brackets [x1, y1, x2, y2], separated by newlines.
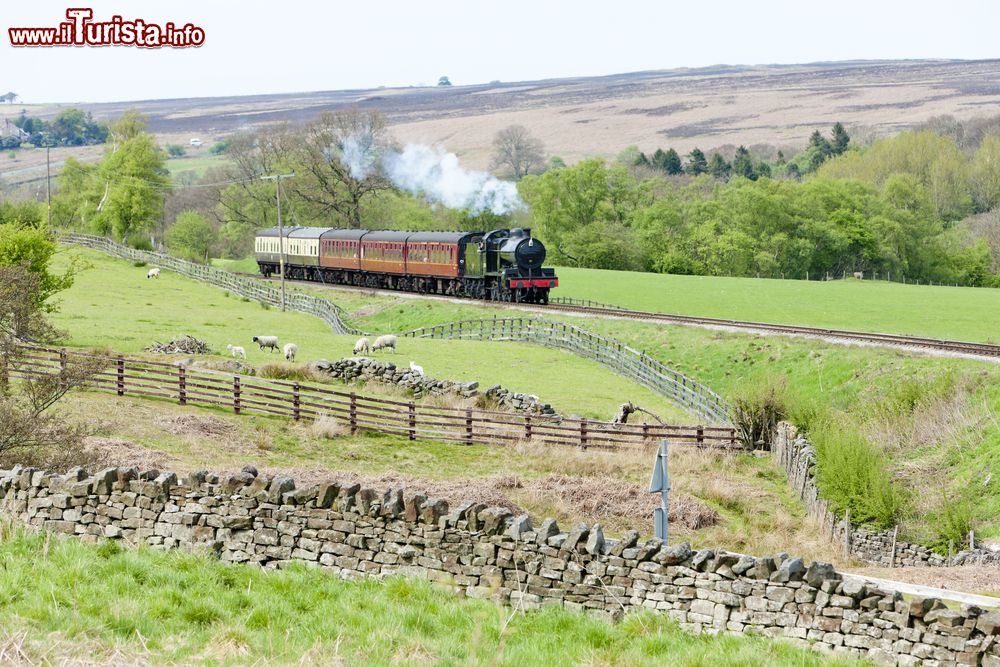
[9, 9, 205, 48]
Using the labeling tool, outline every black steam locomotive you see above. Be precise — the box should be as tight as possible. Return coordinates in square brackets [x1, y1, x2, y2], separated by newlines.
[254, 227, 558, 303]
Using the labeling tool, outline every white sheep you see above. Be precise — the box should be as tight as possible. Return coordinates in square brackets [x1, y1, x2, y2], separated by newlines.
[371, 334, 397, 353]
[283, 342, 298, 361]
[147, 267, 160, 279]
[353, 337, 370, 355]
[252, 335, 279, 352]
[409, 361, 424, 376]
[226, 344, 246, 359]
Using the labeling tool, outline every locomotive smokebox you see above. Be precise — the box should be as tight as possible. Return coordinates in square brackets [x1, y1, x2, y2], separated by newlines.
[499, 228, 547, 270]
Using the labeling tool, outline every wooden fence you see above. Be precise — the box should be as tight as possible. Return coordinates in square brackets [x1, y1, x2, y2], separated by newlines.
[61, 234, 363, 336]
[5, 345, 739, 451]
[401, 318, 733, 425]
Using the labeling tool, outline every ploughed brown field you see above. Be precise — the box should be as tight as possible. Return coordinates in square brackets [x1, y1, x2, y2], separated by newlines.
[4, 58, 1000, 174]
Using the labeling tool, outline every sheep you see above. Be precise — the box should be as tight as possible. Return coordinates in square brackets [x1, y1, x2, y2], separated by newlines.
[226, 344, 246, 359]
[283, 342, 298, 361]
[353, 337, 370, 355]
[252, 335, 279, 352]
[409, 361, 424, 376]
[147, 267, 160, 279]
[371, 334, 397, 354]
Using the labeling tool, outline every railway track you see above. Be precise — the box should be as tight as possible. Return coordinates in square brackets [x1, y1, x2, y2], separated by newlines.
[237, 273, 1000, 360]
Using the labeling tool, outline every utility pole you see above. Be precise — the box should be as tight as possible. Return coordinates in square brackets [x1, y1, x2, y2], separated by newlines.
[261, 173, 294, 311]
[46, 146, 51, 227]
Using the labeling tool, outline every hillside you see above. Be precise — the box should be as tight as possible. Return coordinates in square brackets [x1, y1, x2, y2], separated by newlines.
[4, 59, 1000, 170]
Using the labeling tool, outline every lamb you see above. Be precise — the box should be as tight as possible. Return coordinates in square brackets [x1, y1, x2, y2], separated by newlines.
[283, 342, 298, 361]
[353, 337, 370, 355]
[147, 267, 160, 279]
[252, 335, 279, 352]
[409, 361, 424, 376]
[226, 344, 246, 359]
[371, 334, 397, 353]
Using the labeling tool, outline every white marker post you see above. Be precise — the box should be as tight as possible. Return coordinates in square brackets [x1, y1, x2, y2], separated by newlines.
[648, 439, 670, 543]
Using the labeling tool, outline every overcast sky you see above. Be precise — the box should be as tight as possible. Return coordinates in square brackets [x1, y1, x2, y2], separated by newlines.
[3, 0, 997, 103]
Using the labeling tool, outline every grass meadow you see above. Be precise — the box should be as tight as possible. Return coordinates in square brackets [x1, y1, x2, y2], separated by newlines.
[554, 265, 1000, 343]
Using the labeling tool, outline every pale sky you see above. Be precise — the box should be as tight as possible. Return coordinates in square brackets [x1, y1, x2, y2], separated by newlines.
[2, 0, 997, 103]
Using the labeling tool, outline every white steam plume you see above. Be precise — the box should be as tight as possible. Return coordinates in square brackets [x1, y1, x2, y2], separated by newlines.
[338, 139, 524, 215]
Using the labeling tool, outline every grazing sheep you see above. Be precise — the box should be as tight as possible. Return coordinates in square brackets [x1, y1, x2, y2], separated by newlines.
[409, 361, 424, 376]
[226, 344, 247, 359]
[252, 335, 279, 352]
[353, 337, 370, 355]
[147, 267, 160, 279]
[371, 334, 397, 353]
[283, 342, 298, 361]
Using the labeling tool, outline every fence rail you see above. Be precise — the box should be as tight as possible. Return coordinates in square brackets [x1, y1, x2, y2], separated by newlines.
[61, 234, 362, 336]
[401, 318, 732, 424]
[4, 345, 738, 451]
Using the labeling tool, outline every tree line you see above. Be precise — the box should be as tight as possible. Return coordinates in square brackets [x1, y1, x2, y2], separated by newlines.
[5, 108, 108, 149]
[38, 106, 1000, 286]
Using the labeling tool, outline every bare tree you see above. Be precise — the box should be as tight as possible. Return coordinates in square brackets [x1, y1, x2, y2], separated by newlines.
[490, 125, 545, 180]
[287, 108, 395, 228]
[0, 266, 106, 468]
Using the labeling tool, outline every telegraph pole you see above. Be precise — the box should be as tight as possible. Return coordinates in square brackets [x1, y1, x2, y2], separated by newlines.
[261, 173, 294, 311]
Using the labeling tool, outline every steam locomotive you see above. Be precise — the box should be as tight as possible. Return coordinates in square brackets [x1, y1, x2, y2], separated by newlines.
[254, 227, 558, 303]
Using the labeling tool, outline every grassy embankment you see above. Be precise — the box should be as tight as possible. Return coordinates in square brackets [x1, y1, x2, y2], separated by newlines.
[0, 528, 860, 666]
[165, 155, 232, 179]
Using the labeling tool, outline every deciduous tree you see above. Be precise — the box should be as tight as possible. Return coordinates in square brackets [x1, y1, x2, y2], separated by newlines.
[490, 124, 546, 180]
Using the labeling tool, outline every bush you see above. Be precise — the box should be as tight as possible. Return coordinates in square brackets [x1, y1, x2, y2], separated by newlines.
[133, 260, 147, 268]
[810, 419, 906, 529]
[731, 377, 787, 450]
[257, 363, 321, 383]
[926, 490, 976, 554]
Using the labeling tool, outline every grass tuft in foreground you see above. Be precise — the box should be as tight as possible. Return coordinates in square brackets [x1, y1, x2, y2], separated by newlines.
[0, 527, 862, 666]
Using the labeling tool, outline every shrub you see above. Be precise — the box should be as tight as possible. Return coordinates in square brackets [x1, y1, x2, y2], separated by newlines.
[133, 260, 147, 268]
[731, 377, 787, 450]
[926, 490, 977, 554]
[257, 363, 320, 383]
[810, 418, 906, 529]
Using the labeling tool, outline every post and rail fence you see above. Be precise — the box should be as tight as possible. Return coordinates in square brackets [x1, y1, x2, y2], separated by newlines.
[4, 345, 739, 451]
[60, 234, 363, 336]
[401, 318, 732, 425]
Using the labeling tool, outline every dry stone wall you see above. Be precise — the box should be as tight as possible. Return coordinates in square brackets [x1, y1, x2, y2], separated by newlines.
[2, 464, 999, 666]
[773, 423, 999, 568]
[309, 357, 557, 415]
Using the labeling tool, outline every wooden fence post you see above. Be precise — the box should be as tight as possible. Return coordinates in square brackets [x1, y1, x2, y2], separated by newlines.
[116, 356, 125, 396]
[233, 376, 241, 414]
[349, 392, 357, 434]
[292, 382, 301, 421]
[696, 425, 704, 447]
[580, 420, 588, 450]
[465, 409, 473, 445]
[58, 348, 68, 392]
[842, 508, 851, 559]
[408, 401, 416, 440]
[524, 416, 532, 441]
[178, 367, 187, 406]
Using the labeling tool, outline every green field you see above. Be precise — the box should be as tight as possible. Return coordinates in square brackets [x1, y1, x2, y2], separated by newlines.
[555, 266, 1000, 343]
[0, 528, 858, 666]
[165, 155, 231, 179]
[49, 248, 692, 421]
